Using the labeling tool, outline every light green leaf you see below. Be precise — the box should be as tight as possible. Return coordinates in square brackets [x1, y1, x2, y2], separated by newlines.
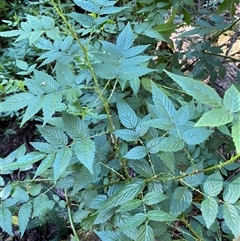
[43, 92, 62, 125]
[33, 194, 55, 218]
[116, 199, 142, 212]
[136, 224, 154, 241]
[12, 187, 29, 203]
[34, 153, 55, 178]
[155, 136, 184, 152]
[223, 204, 240, 238]
[42, 15, 55, 29]
[147, 137, 164, 154]
[124, 146, 147, 159]
[195, 108, 233, 127]
[101, 180, 144, 210]
[120, 213, 146, 231]
[232, 121, 240, 153]
[114, 129, 138, 141]
[182, 128, 213, 145]
[74, 138, 96, 173]
[95, 230, 130, 241]
[63, 113, 89, 139]
[143, 191, 168, 205]
[203, 171, 223, 197]
[27, 14, 42, 30]
[30, 142, 56, 154]
[200, 197, 218, 228]
[0, 207, 12, 235]
[223, 85, 240, 112]
[19, 202, 32, 237]
[147, 210, 176, 222]
[0, 29, 23, 37]
[170, 187, 192, 216]
[37, 125, 68, 147]
[117, 101, 138, 129]
[164, 70, 222, 107]
[16, 59, 28, 70]
[130, 78, 140, 95]
[223, 176, 240, 204]
[53, 147, 72, 181]
[116, 22, 134, 51]
[152, 82, 176, 119]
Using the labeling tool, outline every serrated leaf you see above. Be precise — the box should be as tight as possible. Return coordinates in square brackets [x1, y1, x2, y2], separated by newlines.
[117, 23, 134, 51]
[182, 127, 213, 145]
[143, 192, 168, 205]
[114, 129, 138, 141]
[53, 147, 72, 181]
[136, 224, 154, 241]
[19, 202, 32, 237]
[223, 204, 240, 238]
[117, 101, 138, 129]
[123, 45, 149, 58]
[0, 29, 23, 37]
[223, 85, 240, 112]
[128, 159, 154, 178]
[101, 180, 144, 210]
[27, 14, 42, 30]
[152, 83, 176, 119]
[33, 194, 55, 217]
[130, 78, 140, 95]
[223, 176, 240, 204]
[34, 153, 55, 178]
[203, 171, 223, 197]
[116, 199, 142, 212]
[147, 210, 176, 222]
[73, 138, 96, 173]
[120, 213, 146, 231]
[0, 207, 12, 235]
[73, 0, 100, 13]
[232, 122, 240, 153]
[145, 118, 173, 131]
[158, 152, 175, 173]
[42, 15, 55, 29]
[195, 108, 233, 127]
[155, 136, 184, 152]
[170, 187, 192, 216]
[200, 197, 218, 228]
[62, 113, 89, 139]
[43, 92, 62, 125]
[95, 230, 130, 241]
[94, 208, 115, 225]
[37, 125, 68, 147]
[124, 146, 147, 159]
[165, 70, 222, 107]
[12, 187, 29, 203]
[30, 142, 56, 154]
[56, 62, 76, 86]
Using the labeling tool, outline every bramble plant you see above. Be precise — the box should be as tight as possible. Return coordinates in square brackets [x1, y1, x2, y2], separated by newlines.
[0, 0, 240, 240]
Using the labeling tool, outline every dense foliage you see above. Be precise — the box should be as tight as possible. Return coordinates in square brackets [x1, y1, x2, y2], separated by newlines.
[0, 0, 240, 240]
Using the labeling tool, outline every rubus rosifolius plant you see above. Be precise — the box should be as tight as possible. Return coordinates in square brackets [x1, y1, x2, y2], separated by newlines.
[0, 0, 240, 240]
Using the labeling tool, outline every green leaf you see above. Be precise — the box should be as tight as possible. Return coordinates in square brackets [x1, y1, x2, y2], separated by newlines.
[53, 147, 72, 181]
[30, 142, 56, 154]
[16, 59, 28, 70]
[158, 152, 175, 173]
[195, 108, 233, 127]
[4, 152, 46, 171]
[223, 176, 240, 204]
[62, 113, 89, 139]
[154, 136, 184, 152]
[116, 199, 142, 212]
[34, 153, 55, 178]
[73, 0, 100, 14]
[94, 208, 115, 225]
[200, 197, 218, 228]
[73, 138, 96, 173]
[12, 187, 29, 203]
[232, 121, 240, 154]
[33, 194, 55, 218]
[114, 129, 138, 141]
[203, 171, 223, 197]
[130, 78, 140, 95]
[42, 15, 55, 30]
[147, 210, 176, 222]
[136, 224, 154, 241]
[43, 92, 62, 125]
[223, 204, 240, 238]
[95, 230, 130, 241]
[0, 207, 12, 235]
[143, 191, 168, 205]
[164, 70, 222, 107]
[37, 125, 68, 147]
[182, 128, 213, 145]
[170, 187, 192, 216]
[128, 159, 154, 178]
[152, 82, 176, 119]
[0, 29, 23, 37]
[19, 202, 32, 237]
[120, 213, 146, 231]
[117, 101, 138, 129]
[223, 85, 240, 112]
[124, 146, 147, 159]
[116, 22, 134, 51]
[101, 180, 144, 210]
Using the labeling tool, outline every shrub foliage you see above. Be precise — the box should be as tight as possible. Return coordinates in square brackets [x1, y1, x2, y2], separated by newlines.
[0, 0, 240, 240]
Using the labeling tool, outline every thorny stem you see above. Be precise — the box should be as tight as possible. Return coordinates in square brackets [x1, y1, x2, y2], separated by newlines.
[50, 0, 129, 178]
